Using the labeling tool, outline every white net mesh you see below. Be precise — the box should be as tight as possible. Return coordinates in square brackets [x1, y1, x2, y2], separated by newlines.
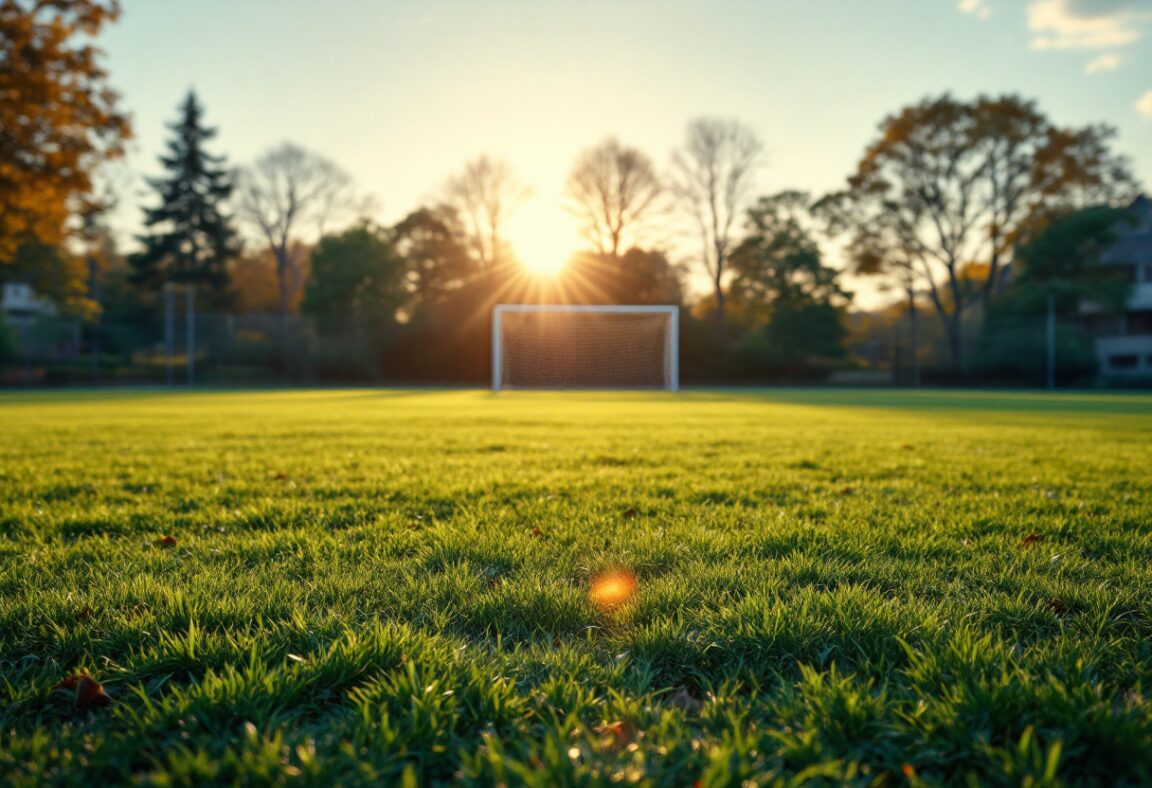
[494, 307, 677, 390]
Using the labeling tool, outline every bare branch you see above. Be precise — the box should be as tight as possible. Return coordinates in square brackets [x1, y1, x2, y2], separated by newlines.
[442, 155, 530, 270]
[668, 117, 763, 329]
[564, 137, 663, 257]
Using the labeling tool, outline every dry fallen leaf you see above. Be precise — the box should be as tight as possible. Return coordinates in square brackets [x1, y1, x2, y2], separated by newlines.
[594, 720, 635, 748]
[1021, 534, 1044, 550]
[622, 507, 638, 520]
[158, 535, 178, 549]
[78, 606, 92, 621]
[53, 674, 111, 710]
[530, 527, 545, 538]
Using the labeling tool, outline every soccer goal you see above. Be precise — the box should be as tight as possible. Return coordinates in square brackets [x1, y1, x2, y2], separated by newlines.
[492, 304, 679, 391]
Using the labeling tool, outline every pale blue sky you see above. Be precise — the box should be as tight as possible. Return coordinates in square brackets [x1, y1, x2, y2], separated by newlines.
[101, 0, 1152, 298]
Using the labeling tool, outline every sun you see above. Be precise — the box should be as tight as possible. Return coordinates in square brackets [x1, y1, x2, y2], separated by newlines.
[507, 198, 579, 277]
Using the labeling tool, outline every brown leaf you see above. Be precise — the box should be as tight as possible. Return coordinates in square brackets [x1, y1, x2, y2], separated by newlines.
[900, 444, 915, 451]
[54, 674, 110, 709]
[78, 606, 92, 621]
[901, 763, 918, 780]
[158, 535, 178, 549]
[271, 471, 289, 480]
[1021, 534, 1044, 550]
[622, 507, 638, 520]
[594, 720, 635, 748]
[530, 527, 545, 538]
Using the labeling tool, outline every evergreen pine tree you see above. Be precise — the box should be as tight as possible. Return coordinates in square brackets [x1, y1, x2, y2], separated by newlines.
[130, 91, 239, 297]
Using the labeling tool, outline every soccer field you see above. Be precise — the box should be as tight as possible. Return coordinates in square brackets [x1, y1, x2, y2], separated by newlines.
[2, 389, 1151, 784]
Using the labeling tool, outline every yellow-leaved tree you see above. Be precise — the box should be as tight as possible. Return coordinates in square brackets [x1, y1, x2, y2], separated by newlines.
[0, 0, 131, 264]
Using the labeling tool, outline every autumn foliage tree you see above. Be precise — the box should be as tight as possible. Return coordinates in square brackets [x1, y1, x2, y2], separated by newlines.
[822, 94, 1135, 371]
[0, 0, 130, 262]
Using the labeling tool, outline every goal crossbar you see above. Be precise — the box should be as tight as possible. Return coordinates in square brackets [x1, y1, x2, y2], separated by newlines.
[492, 304, 679, 391]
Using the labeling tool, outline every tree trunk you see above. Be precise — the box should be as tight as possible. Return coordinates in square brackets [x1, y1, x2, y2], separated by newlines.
[275, 248, 291, 372]
[713, 275, 726, 334]
[908, 287, 920, 387]
[945, 311, 963, 376]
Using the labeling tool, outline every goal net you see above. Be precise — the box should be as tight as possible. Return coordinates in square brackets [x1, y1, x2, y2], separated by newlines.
[492, 305, 679, 391]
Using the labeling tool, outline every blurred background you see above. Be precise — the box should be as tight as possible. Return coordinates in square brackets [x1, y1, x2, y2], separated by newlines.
[2, 0, 1150, 387]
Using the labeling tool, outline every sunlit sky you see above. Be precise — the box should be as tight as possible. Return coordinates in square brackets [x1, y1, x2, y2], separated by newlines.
[102, 0, 1152, 306]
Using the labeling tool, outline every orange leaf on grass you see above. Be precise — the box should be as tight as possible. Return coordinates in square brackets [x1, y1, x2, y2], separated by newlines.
[53, 674, 111, 709]
[158, 535, 178, 548]
[1021, 534, 1044, 550]
[594, 720, 635, 748]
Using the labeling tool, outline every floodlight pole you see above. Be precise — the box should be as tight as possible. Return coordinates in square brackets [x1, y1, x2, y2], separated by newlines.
[164, 283, 175, 386]
[1046, 290, 1056, 390]
[87, 255, 101, 386]
[186, 285, 196, 387]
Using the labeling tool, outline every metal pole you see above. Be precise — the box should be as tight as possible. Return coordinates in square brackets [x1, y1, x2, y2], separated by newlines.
[669, 307, 680, 392]
[88, 256, 101, 386]
[186, 286, 196, 386]
[1046, 290, 1056, 390]
[164, 284, 175, 386]
[491, 307, 502, 391]
[909, 287, 920, 388]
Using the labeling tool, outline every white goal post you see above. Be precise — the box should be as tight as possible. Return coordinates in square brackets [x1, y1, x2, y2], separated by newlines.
[492, 304, 679, 391]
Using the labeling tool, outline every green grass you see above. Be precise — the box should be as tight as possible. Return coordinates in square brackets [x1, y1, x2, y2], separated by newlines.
[1, 388, 1151, 785]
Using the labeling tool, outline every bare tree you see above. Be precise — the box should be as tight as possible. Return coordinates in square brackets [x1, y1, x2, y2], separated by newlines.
[669, 118, 763, 331]
[234, 143, 354, 350]
[565, 137, 663, 257]
[443, 155, 530, 270]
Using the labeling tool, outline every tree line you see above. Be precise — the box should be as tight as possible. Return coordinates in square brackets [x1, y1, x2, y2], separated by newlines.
[0, 1, 1142, 384]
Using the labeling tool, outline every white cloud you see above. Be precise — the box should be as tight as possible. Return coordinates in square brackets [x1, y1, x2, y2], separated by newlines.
[1027, 0, 1150, 50]
[1137, 90, 1152, 119]
[1084, 52, 1122, 73]
[959, 0, 992, 20]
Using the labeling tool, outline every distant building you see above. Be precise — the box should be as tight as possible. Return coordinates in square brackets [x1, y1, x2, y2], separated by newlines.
[0, 281, 80, 360]
[1090, 195, 1152, 378]
[1, 282, 59, 332]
